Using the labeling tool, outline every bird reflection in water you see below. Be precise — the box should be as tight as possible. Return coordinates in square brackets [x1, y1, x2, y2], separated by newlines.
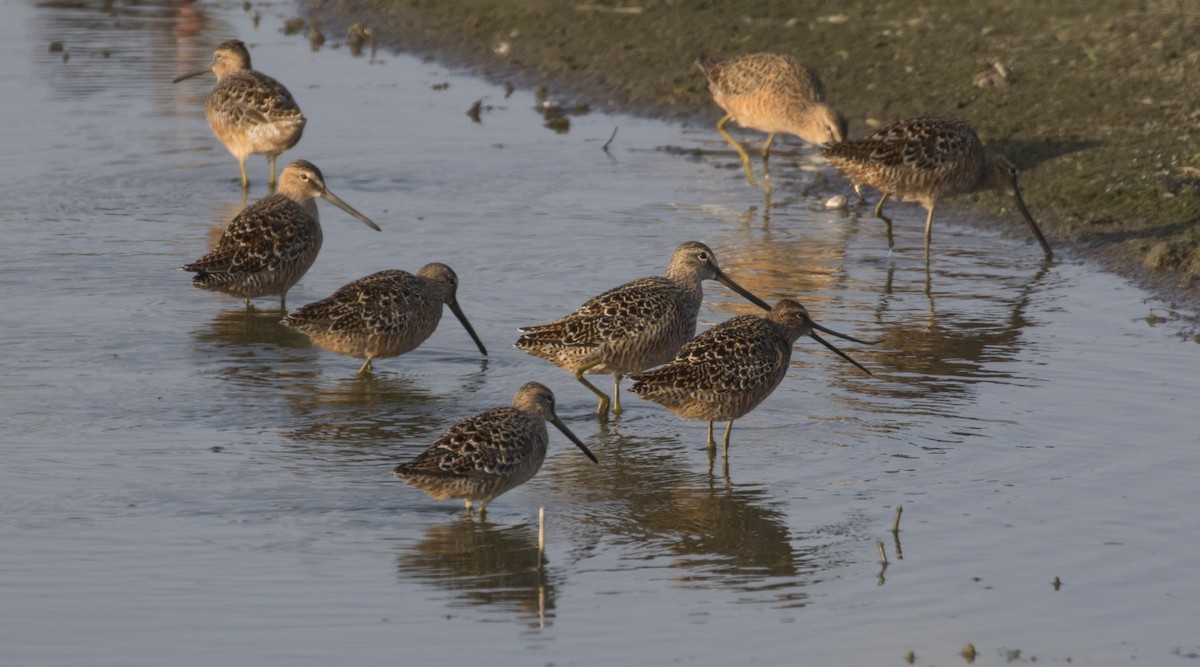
[279, 359, 489, 454]
[710, 224, 859, 318]
[539, 431, 863, 606]
[192, 306, 313, 355]
[187, 307, 319, 414]
[280, 373, 441, 453]
[396, 519, 555, 629]
[853, 260, 1053, 432]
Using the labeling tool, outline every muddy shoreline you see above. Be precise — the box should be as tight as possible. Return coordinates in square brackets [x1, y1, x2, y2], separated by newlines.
[310, 0, 1200, 311]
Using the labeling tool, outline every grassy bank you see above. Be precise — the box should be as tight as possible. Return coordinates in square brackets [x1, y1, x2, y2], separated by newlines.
[315, 0, 1200, 302]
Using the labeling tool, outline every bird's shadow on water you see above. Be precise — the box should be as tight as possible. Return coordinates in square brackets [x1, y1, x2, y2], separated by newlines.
[395, 516, 556, 629]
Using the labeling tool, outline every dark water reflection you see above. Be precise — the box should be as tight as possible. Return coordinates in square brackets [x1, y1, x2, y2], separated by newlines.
[192, 306, 312, 350]
[862, 261, 1052, 401]
[542, 430, 863, 606]
[396, 519, 555, 628]
[281, 373, 440, 451]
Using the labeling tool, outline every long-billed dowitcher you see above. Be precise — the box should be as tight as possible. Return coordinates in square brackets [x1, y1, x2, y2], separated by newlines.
[181, 160, 380, 309]
[174, 39, 306, 190]
[630, 299, 875, 453]
[697, 53, 847, 194]
[820, 116, 1053, 258]
[282, 264, 488, 374]
[393, 382, 598, 515]
[515, 241, 771, 418]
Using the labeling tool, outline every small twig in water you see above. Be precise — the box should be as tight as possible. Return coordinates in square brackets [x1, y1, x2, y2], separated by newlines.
[876, 539, 888, 565]
[537, 506, 545, 571]
[602, 126, 619, 152]
[892, 504, 903, 533]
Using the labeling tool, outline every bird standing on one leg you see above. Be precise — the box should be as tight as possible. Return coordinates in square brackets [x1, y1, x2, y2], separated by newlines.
[392, 382, 598, 516]
[630, 299, 876, 454]
[181, 160, 380, 310]
[820, 116, 1053, 259]
[174, 39, 307, 191]
[697, 53, 847, 195]
[514, 242, 772, 419]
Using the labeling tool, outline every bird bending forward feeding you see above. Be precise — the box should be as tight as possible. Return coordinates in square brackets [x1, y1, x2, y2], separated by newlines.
[820, 116, 1053, 259]
[697, 53, 847, 194]
[630, 299, 877, 454]
[282, 264, 488, 374]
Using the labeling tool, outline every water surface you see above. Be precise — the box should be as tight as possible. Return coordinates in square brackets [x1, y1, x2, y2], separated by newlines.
[2, 1, 1198, 664]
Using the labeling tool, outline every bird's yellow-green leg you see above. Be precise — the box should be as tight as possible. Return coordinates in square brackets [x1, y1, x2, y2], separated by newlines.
[722, 421, 734, 456]
[716, 114, 757, 188]
[574, 359, 612, 417]
[464, 499, 473, 515]
[238, 157, 250, 191]
[760, 132, 777, 196]
[612, 376, 623, 416]
[873, 193, 894, 249]
[706, 420, 717, 448]
[268, 154, 278, 192]
[478, 503, 488, 519]
[357, 357, 374, 375]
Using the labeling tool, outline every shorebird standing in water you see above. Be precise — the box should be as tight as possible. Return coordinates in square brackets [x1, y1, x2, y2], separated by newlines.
[181, 160, 380, 310]
[697, 53, 846, 195]
[821, 116, 1053, 259]
[174, 39, 306, 191]
[283, 264, 488, 374]
[393, 382, 598, 516]
[630, 299, 876, 454]
[515, 242, 771, 419]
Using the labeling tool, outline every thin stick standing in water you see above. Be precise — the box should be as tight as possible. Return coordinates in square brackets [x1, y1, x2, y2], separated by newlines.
[876, 539, 888, 565]
[602, 126, 618, 152]
[537, 506, 545, 571]
[892, 505, 903, 533]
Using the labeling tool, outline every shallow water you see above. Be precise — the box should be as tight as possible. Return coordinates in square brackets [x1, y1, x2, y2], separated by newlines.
[2, 1, 1199, 664]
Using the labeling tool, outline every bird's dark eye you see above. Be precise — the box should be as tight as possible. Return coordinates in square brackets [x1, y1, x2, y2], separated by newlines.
[300, 173, 309, 181]
[697, 252, 709, 261]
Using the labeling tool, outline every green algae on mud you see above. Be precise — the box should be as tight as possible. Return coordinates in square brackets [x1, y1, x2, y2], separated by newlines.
[314, 0, 1200, 302]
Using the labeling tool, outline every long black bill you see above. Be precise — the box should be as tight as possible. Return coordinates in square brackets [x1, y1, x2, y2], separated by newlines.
[172, 68, 211, 83]
[808, 325, 874, 376]
[320, 188, 382, 231]
[714, 269, 772, 311]
[1012, 187, 1053, 260]
[550, 415, 598, 464]
[448, 300, 488, 356]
